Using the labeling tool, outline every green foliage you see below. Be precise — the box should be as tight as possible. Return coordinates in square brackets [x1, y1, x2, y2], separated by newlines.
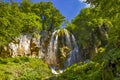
[66, 8, 111, 60]
[57, 61, 103, 80]
[0, 57, 52, 80]
[21, 13, 41, 34]
[65, 1, 120, 80]
[0, 58, 8, 64]
[68, 8, 111, 46]
[0, 0, 64, 48]
[20, 0, 32, 13]
[0, 1, 40, 46]
[85, 0, 120, 49]
[31, 2, 65, 31]
[0, 2, 22, 45]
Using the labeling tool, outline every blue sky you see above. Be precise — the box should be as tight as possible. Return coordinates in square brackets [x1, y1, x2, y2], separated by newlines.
[49, 0, 87, 22]
[5, 0, 89, 22]
[35, 0, 89, 22]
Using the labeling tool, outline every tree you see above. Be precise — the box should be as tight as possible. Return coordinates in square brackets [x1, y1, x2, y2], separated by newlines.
[31, 2, 65, 31]
[85, 0, 120, 49]
[19, 0, 32, 13]
[0, 2, 22, 45]
[0, 1, 42, 46]
[21, 13, 41, 34]
[19, 1, 65, 31]
[66, 8, 111, 59]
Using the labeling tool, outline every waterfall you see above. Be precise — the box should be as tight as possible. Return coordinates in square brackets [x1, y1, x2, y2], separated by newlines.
[47, 29, 81, 74]
[1, 29, 81, 74]
[47, 30, 59, 66]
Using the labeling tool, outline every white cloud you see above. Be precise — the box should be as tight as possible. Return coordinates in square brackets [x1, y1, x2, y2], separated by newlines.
[78, 0, 90, 8]
[85, 3, 90, 8]
[78, 0, 86, 2]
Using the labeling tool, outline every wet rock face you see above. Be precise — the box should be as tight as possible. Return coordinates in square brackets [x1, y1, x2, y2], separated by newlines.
[57, 46, 71, 69]
[40, 30, 51, 54]
[1, 35, 42, 58]
[30, 38, 40, 57]
[9, 42, 19, 57]
[0, 46, 11, 57]
[9, 35, 31, 57]
[0, 31, 51, 59]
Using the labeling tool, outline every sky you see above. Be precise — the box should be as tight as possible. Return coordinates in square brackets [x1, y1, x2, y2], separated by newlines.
[5, 0, 89, 22]
[35, 0, 89, 22]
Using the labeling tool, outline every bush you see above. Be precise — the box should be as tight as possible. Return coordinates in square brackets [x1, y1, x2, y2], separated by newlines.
[0, 57, 52, 79]
[20, 57, 30, 62]
[12, 57, 21, 63]
[57, 61, 104, 80]
[0, 58, 8, 64]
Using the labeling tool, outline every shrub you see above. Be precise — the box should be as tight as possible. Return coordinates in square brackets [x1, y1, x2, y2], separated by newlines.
[0, 58, 8, 64]
[57, 61, 103, 80]
[20, 57, 30, 62]
[0, 57, 52, 79]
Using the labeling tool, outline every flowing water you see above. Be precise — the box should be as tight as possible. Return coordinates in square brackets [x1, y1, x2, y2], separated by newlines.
[47, 29, 81, 74]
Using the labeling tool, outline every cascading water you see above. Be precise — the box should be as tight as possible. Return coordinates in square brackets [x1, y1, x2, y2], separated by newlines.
[46, 29, 81, 74]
